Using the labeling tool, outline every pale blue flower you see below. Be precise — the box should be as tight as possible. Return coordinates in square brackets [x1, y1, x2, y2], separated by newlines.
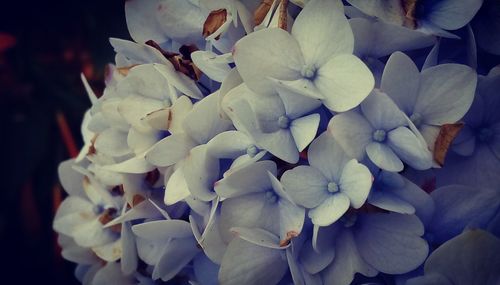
[281, 132, 372, 227]
[427, 185, 500, 244]
[368, 170, 435, 225]
[215, 160, 305, 242]
[407, 230, 500, 285]
[132, 219, 202, 281]
[223, 83, 321, 163]
[320, 213, 428, 285]
[347, 0, 483, 38]
[329, 89, 432, 172]
[218, 228, 290, 285]
[381, 52, 477, 151]
[233, 0, 374, 112]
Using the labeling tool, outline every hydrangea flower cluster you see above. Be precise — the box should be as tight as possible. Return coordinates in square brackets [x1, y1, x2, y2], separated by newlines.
[53, 0, 500, 284]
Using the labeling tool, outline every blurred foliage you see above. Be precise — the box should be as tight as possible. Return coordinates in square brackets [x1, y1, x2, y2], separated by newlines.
[0, 1, 129, 283]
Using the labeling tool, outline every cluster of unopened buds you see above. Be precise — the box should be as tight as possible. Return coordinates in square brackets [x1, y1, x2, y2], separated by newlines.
[53, 0, 500, 284]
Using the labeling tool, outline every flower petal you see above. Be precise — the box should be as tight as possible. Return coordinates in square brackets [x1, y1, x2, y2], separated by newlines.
[165, 167, 191, 205]
[290, 114, 320, 152]
[366, 142, 404, 172]
[418, 230, 500, 285]
[429, 185, 500, 244]
[308, 193, 350, 227]
[183, 93, 234, 145]
[218, 237, 288, 285]
[153, 63, 203, 99]
[132, 220, 193, 240]
[281, 166, 329, 209]
[276, 84, 322, 118]
[155, 0, 206, 44]
[153, 237, 200, 281]
[230, 227, 283, 249]
[125, 0, 168, 44]
[102, 156, 156, 174]
[253, 129, 299, 163]
[219, 193, 279, 243]
[145, 134, 197, 167]
[278, 199, 305, 242]
[316, 54, 374, 112]
[233, 27, 303, 95]
[387, 127, 433, 170]
[381, 52, 420, 115]
[299, 237, 335, 274]
[427, 0, 483, 30]
[339, 159, 372, 208]
[350, 18, 435, 58]
[355, 213, 428, 274]
[183, 145, 219, 202]
[328, 112, 373, 161]
[58, 159, 85, 197]
[207, 130, 252, 159]
[415, 64, 477, 126]
[322, 229, 378, 285]
[215, 160, 276, 199]
[368, 191, 416, 214]
[361, 89, 407, 130]
[191, 50, 232, 82]
[292, 0, 352, 64]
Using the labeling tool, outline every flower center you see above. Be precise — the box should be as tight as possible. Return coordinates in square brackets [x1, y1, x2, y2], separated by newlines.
[265, 191, 278, 204]
[478, 127, 493, 142]
[327, 182, 339, 193]
[246, 145, 259, 157]
[278, 115, 290, 129]
[372, 129, 387, 142]
[410, 112, 423, 127]
[300, 64, 317, 80]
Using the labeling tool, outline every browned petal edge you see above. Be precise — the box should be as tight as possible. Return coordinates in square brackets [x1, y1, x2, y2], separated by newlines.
[402, 0, 418, 29]
[146, 40, 203, 81]
[279, 230, 299, 247]
[434, 123, 464, 167]
[82, 176, 91, 192]
[132, 194, 146, 207]
[203, 9, 228, 40]
[278, 0, 289, 30]
[87, 134, 98, 156]
[145, 169, 160, 187]
[98, 208, 117, 224]
[254, 0, 274, 26]
[116, 64, 138, 76]
[110, 184, 125, 196]
[99, 208, 122, 233]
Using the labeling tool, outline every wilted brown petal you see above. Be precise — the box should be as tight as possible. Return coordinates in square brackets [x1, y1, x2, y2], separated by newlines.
[279, 230, 298, 247]
[434, 123, 464, 166]
[145, 40, 179, 59]
[254, 0, 274, 26]
[99, 208, 118, 225]
[278, 0, 289, 30]
[402, 0, 418, 29]
[117, 65, 138, 76]
[132, 194, 146, 207]
[145, 40, 203, 80]
[110, 184, 125, 196]
[203, 9, 228, 40]
[87, 134, 98, 156]
[145, 169, 160, 187]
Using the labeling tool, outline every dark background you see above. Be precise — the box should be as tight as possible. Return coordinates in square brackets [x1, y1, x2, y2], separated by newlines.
[0, 1, 129, 283]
